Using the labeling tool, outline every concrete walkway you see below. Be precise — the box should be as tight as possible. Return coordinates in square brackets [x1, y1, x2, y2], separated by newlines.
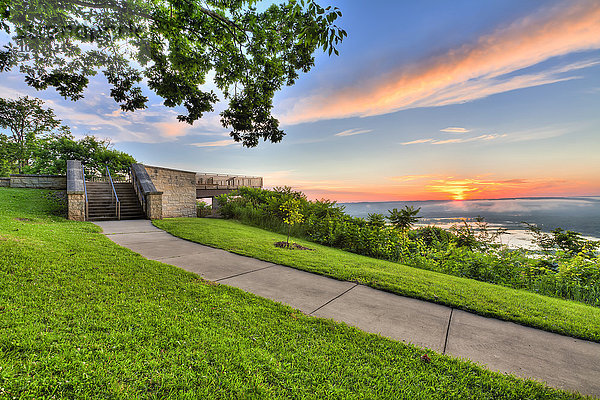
[95, 220, 600, 398]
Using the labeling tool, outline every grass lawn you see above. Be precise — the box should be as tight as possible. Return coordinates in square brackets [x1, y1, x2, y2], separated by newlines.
[0, 188, 588, 398]
[154, 218, 600, 344]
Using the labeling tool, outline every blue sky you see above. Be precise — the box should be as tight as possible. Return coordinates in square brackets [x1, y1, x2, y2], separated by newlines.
[1, 0, 599, 201]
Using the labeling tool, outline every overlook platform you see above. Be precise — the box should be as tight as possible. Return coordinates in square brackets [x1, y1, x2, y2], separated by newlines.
[196, 173, 263, 198]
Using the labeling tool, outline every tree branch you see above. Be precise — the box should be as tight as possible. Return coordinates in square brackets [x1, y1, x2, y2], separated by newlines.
[68, 0, 152, 19]
[66, 0, 249, 35]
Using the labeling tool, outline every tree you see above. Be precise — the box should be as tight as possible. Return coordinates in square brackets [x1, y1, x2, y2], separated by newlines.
[0, 96, 70, 173]
[388, 205, 421, 231]
[30, 133, 136, 177]
[367, 212, 386, 228]
[1, 0, 346, 147]
[280, 197, 304, 248]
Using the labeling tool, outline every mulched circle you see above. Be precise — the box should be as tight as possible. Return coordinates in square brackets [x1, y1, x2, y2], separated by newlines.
[14, 218, 31, 222]
[274, 241, 314, 251]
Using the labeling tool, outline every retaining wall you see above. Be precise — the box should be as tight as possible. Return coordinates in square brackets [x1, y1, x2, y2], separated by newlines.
[9, 174, 67, 190]
[144, 165, 196, 218]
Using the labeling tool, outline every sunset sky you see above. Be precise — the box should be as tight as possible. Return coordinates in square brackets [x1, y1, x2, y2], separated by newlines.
[1, 0, 599, 201]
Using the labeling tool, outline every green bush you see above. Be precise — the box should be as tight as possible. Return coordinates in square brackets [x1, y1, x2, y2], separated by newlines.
[196, 200, 212, 217]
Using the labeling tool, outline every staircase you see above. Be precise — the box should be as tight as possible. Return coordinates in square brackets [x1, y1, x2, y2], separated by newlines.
[86, 182, 145, 221]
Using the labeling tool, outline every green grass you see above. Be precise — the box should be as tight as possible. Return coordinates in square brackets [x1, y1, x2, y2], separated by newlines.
[154, 217, 600, 344]
[0, 187, 589, 399]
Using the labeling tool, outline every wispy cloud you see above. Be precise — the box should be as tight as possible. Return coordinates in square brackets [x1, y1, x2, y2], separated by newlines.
[334, 128, 373, 137]
[389, 174, 435, 182]
[278, 1, 600, 124]
[190, 139, 239, 148]
[440, 127, 470, 133]
[399, 138, 434, 145]
[401, 134, 506, 145]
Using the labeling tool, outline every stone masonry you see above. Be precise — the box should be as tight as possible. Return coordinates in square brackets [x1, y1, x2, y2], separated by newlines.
[144, 165, 196, 218]
[9, 174, 66, 190]
[66, 160, 86, 221]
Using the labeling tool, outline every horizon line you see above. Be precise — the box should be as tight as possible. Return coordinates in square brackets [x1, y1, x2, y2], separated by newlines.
[337, 194, 600, 204]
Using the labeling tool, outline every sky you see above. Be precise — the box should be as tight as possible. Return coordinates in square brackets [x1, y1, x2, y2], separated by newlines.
[1, 0, 599, 202]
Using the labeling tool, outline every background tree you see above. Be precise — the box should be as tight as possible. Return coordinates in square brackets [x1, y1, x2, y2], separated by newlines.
[387, 206, 421, 231]
[30, 134, 136, 177]
[1, 0, 346, 147]
[367, 213, 386, 228]
[0, 96, 70, 173]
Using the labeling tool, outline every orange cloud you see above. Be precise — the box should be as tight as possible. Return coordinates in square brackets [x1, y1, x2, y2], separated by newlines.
[279, 1, 600, 124]
[440, 127, 470, 133]
[191, 139, 239, 148]
[156, 121, 189, 138]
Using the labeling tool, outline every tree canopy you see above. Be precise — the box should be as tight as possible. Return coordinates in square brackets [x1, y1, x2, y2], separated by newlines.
[0, 0, 346, 147]
[387, 206, 421, 231]
[30, 134, 136, 178]
[0, 95, 135, 177]
[0, 96, 70, 173]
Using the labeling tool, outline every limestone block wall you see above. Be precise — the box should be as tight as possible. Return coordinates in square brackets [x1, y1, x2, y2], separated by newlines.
[144, 165, 196, 218]
[9, 174, 67, 190]
[0, 178, 9, 187]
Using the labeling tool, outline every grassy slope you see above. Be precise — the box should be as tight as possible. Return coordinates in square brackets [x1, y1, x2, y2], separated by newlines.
[0, 189, 587, 399]
[154, 218, 600, 344]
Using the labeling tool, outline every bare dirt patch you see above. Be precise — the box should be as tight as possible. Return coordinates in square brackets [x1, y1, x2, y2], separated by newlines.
[274, 241, 314, 251]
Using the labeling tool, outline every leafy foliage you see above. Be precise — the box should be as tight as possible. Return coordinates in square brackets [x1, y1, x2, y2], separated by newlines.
[0, 96, 136, 177]
[0, 96, 70, 173]
[387, 206, 421, 231]
[196, 200, 212, 217]
[280, 197, 304, 247]
[1, 0, 346, 146]
[29, 134, 136, 178]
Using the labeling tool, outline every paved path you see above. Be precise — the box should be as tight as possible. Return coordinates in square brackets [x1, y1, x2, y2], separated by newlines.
[95, 220, 600, 398]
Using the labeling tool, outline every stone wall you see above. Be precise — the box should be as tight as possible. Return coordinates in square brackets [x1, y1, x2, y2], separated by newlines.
[9, 174, 66, 190]
[0, 177, 9, 187]
[144, 165, 196, 218]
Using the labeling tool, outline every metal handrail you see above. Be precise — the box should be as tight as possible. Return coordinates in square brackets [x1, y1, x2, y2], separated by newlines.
[130, 166, 146, 215]
[82, 165, 89, 221]
[106, 165, 120, 220]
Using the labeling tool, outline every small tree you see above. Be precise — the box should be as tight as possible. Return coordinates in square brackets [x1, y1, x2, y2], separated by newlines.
[388, 206, 421, 231]
[388, 206, 421, 258]
[367, 213, 386, 228]
[280, 198, 304, 248]
[0, 96, 70, 173]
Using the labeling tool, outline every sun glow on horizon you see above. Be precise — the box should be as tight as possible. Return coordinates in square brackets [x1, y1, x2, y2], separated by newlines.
[266, 174, 600, 203]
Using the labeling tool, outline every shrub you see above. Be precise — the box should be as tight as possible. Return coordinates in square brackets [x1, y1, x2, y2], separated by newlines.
[196, 200, 212, 217]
